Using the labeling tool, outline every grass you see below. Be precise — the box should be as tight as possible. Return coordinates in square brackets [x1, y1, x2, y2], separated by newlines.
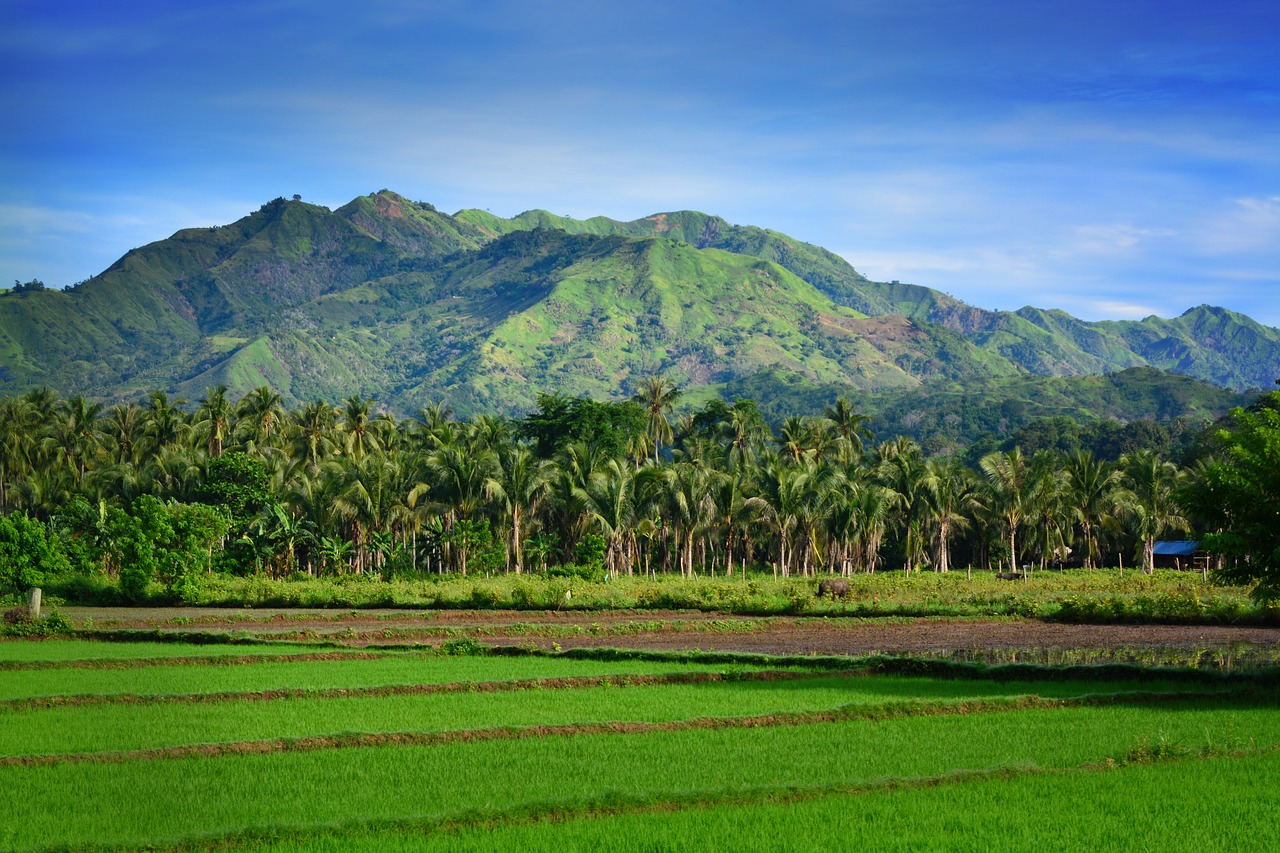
[53, 566, 1274, 625]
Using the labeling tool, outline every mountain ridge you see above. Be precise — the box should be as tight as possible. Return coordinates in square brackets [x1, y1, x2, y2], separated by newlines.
[2, 190, 1276, 418]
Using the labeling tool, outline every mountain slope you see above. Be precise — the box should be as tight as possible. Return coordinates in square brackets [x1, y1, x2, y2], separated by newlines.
[455, 207, 884, 314]
[402, 230, 1019, 412]
[458, 207, 1280, 391]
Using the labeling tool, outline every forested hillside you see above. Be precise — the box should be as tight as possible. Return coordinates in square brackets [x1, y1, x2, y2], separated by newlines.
[2, 191, 1277, 417]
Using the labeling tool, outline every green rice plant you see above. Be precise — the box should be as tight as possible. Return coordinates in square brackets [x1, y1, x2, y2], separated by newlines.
[1, 698, 1275, 850]
[0, 640, 335, 664]
[0, 655, 776, 702]
[0, 674, 1224, 759]
[239, 751, 1280, 853]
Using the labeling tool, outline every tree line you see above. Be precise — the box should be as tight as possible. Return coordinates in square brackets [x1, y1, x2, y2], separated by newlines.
[1, 379, 1276, 600]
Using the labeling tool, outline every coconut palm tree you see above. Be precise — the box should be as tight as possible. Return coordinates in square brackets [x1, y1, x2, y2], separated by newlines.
[195, 386, 233, 458]
[874, 438, 929, 573]
[103, 403, 147, 469]
[338, 395, 382, 460]
[575, 458, 644, 576]
[426, 442, 498, 575]
[1024, 451, 1071, 572]
[139, 445, 204, 504]
[920, 458, 978, 576]
[332, 452, 413, 575]
[710, 469, 756, 577]
[1120, 450, 1189, 573]
[288, 400, 337, 471]
[822, 397, 873, 464]
[1064, 450, 1123, 569]
[979, 447, 1035, 576]
[141, 391, 190, 463]
[43, 395, 105, 482]
[846, 479, 899, 574]
[0, 398, 35, 510]
[749, 456, 826, 578]
[235, 386, 285, 451]
[662, 461, 718, 576]
[777, 416, 833, 464]
[632, 376, 681, 465]
[487, 444, 554, 574]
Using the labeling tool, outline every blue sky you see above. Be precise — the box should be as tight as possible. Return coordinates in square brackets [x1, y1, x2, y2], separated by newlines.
[3, 0, 1277, 324]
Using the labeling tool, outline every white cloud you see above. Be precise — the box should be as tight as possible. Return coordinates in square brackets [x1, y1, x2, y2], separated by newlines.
[1079, 299, 1161, 320]
[1193, 195, 1280, 254]
[1060, 223, 1178, 256]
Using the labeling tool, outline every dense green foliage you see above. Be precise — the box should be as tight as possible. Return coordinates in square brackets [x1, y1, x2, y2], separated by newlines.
[41, 571, 1271, 627]
[518, 393, 646, 459]
[0, 511, 68, 594]
[716, 365, 1248, 454]
[0, 383, 1272, 605]
[1180, 391, 1280, 600]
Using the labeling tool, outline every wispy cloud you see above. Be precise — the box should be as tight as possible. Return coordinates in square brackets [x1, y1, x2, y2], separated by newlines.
[1079, 300, 1161, 320]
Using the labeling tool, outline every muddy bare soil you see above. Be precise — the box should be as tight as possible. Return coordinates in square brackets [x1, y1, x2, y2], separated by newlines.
[518, 620, 1280, 657]
[61, 607, 1280, 658]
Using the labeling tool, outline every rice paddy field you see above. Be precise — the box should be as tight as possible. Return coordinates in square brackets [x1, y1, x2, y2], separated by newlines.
[2, 634, 1278, 851]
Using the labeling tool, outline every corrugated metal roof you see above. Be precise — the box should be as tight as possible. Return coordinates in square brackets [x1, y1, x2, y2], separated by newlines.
[1153, 541, 1200, 556]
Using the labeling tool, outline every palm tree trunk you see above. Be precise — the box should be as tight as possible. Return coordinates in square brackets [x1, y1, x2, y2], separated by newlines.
[725, 525, 735, 578]
[511, 506, 523, 575]
[936, 520, 950, 574]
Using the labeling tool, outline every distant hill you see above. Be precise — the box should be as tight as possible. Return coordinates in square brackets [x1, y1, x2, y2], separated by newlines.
[1, 190, 1275, 423]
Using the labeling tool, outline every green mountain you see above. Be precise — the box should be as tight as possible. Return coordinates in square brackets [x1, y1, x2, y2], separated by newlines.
[458, 208, 1280, 390]
[1, 191, 1275, 421]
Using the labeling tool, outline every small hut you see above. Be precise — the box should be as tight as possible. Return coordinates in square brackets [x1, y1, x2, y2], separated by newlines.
[1152, 541, 1206, 572]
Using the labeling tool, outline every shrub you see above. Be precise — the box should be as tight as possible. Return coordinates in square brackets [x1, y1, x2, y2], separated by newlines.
[440, 638, 488, 656]
[1, 608, 73, 637]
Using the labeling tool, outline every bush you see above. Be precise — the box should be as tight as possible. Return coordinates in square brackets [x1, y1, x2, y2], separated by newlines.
[440, 638, 487, 656]
[1, 608, 73, 637]
[546, 563, 605, 582]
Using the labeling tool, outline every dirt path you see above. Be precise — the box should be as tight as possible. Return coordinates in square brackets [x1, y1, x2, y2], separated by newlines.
[60, 607, 1280, 658]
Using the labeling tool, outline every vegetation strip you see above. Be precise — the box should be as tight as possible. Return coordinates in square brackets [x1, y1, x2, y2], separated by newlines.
[2, 689, 1249, 768]
[0, 668, 825, 712]
[0, 650, 405, 672]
